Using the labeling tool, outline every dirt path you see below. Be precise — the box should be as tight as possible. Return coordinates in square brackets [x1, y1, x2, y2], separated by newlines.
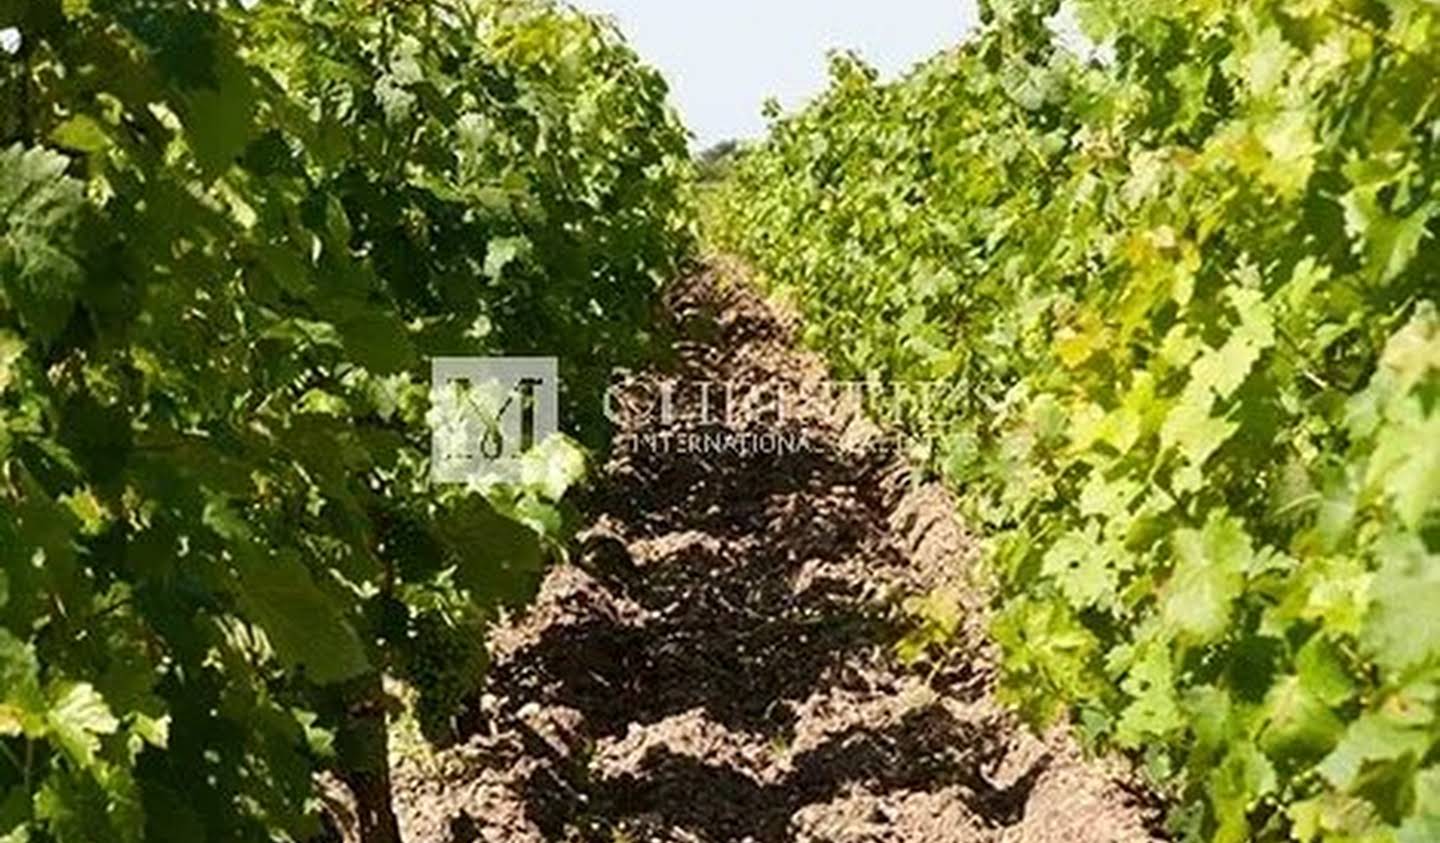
[391, 264, 1166, 842]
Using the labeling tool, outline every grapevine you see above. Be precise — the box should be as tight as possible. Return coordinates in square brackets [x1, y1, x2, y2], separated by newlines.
[716, 1, 1440, 840]
[0, 1, 691, 841]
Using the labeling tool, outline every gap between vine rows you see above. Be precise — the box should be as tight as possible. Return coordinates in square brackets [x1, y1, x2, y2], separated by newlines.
[365, 262, 1170, 842]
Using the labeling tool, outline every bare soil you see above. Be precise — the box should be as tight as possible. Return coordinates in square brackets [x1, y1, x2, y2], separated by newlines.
[389, 263, 1167, 842]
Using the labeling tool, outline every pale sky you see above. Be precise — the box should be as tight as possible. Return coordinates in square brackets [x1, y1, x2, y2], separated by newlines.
[571, 1, 981, 149]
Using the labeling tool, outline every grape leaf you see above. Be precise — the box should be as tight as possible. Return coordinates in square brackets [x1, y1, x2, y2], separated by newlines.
[519, 435, 587, 503]
[1161, 515, 1252, 644]
[1362, 534, 1440, 673]
[1399, 815, 1440, 843]
[0, 145, 86, 343]
[337, 311, 418, 375]
[483, 236, 530, 280]
[234, 552, 370, 686]
[1261, 674, 1344, 759]
[45, 682, 119, 768]
[1160, 387, 1237, 474]
[1296, 635, 1356, 708]
[1116, 642, 1183, 747]
[435, 496, 545, 610]
[1041, 523, 1118, 610]
[34, 765, 140, 843]
[49, 116, 111, 154]
[0, 631, 41, 738]
[179, 44, 257, 177]
[1318, 711, 1430, 790]
[1210, 743, 1277, 843]
[1366, 411, 1440, 531]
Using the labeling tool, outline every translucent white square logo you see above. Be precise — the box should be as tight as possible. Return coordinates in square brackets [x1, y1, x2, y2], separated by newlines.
[429, 357, 559, 484]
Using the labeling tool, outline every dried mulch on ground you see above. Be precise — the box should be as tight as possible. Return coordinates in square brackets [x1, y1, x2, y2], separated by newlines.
[389, 263, 1168, 843]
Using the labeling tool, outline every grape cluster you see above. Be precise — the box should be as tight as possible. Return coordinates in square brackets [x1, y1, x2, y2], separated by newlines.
[376, 503, 444, 581]
[398, 611, 489, 745]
